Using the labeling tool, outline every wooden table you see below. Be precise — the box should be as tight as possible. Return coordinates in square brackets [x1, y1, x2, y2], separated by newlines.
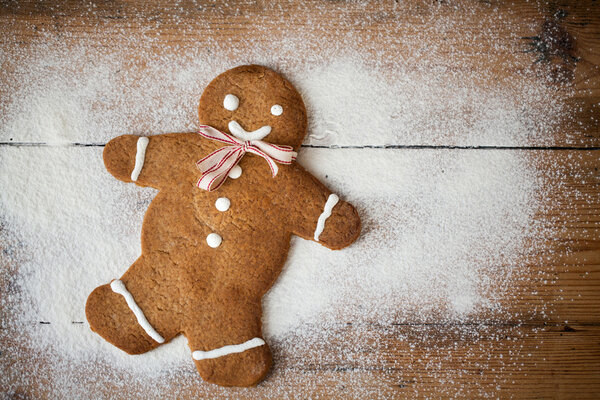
[1, 1, 599, 398]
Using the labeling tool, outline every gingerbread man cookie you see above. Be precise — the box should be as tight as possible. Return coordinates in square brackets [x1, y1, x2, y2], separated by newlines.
[85, 65, 361, 387]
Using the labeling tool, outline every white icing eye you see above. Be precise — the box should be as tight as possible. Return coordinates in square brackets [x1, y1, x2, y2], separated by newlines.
[224, 94, 239, 111]
[271, 104, 283, 116]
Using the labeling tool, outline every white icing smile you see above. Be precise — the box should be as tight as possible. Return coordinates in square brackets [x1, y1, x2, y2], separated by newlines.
[228, 120, 271, 141]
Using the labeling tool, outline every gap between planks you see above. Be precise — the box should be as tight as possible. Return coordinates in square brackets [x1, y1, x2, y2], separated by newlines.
[1, 141, 600, 151]
[17, 321, 600, 328]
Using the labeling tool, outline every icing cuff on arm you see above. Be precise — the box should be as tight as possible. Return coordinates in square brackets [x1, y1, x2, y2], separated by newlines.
[130, 137, 149, 182]
[314, 194, 339, 241]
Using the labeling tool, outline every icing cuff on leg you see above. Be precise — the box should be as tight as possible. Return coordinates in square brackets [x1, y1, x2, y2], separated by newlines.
[192, 337, 265, 360]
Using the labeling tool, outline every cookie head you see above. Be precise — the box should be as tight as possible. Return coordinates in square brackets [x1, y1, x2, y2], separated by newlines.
[198, 65, 307, 149]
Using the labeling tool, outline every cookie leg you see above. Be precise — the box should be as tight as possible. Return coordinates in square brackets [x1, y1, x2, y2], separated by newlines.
[85, 256, 181, 355]
[185, 295, 272, 387]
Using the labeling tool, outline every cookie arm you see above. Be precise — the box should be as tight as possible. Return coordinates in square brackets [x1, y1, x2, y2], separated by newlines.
[103, 133, 201, 190]
[284, 164, 361, 250]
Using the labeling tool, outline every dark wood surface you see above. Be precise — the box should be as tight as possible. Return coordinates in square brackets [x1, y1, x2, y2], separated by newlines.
[1, 1, 599, 398]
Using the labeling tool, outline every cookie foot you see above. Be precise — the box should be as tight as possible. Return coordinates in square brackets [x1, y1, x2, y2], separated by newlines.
[191, 338, 272, 387]
[85, 283, 162, 355]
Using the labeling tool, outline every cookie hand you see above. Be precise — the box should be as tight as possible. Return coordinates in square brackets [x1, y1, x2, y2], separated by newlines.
[313, 198, 361, 250]
[282, 164, 361, 250]
[103, 134, 146, 184]
[103, 133, 204, 190]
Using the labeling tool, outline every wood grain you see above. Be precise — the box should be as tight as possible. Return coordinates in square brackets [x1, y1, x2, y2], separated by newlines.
[1, 0, 599, 398]
[0, 0, 598, 146]
[3, 323, 600, 399]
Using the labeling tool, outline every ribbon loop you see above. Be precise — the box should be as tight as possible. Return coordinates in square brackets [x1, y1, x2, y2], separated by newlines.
[196, 125, 297, 191]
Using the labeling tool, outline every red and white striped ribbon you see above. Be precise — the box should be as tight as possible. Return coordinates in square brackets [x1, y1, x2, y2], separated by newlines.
[196, 125, 297, 191]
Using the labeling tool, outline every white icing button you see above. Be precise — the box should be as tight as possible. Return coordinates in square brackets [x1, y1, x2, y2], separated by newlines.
[271, 104, 283, 116]
[228, 165, 242, 179]
[206, 233, 222, 248]
[215, 197, 231, 212]
[224, 94, 239, 111]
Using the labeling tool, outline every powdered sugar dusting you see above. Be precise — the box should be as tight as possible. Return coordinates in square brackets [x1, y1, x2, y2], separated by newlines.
[300, 60, 564, 146]
[264, 149, 544, 337]
[0, 2, 584, 398]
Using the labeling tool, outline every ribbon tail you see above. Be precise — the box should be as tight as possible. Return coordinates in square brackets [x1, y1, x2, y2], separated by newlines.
[197, 151, 244, 191]
[199, 147, 246, 178]
[197, 171, 228, 191]
[246, 147, 279, 177]
[269, 160, 279, 177]
[197, 147, 237, 174]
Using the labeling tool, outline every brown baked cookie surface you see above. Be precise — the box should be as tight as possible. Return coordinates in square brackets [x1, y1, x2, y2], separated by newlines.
[86, 65, 361, 387]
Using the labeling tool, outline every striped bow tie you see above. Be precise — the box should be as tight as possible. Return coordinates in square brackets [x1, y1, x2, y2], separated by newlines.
[196, 125, 297, 191]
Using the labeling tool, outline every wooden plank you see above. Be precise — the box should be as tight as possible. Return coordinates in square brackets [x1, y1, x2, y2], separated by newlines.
[1, 145, 598, 398]
[300, 148, 600, 325]
[3, 323, 600, 399]
[0, 133, 598, 393]
[0, 146, 597, 324]
[0, 0, 598, 146]
[497, 150, 600, 324]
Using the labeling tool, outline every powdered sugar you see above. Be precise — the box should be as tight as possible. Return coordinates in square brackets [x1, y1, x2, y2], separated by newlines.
[0, 145, 550, 397]
[299, 59, 564, 146]
[0, 3, 578, 398]
[265, 148, 542, 336]
[0, 49, 564, 147]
